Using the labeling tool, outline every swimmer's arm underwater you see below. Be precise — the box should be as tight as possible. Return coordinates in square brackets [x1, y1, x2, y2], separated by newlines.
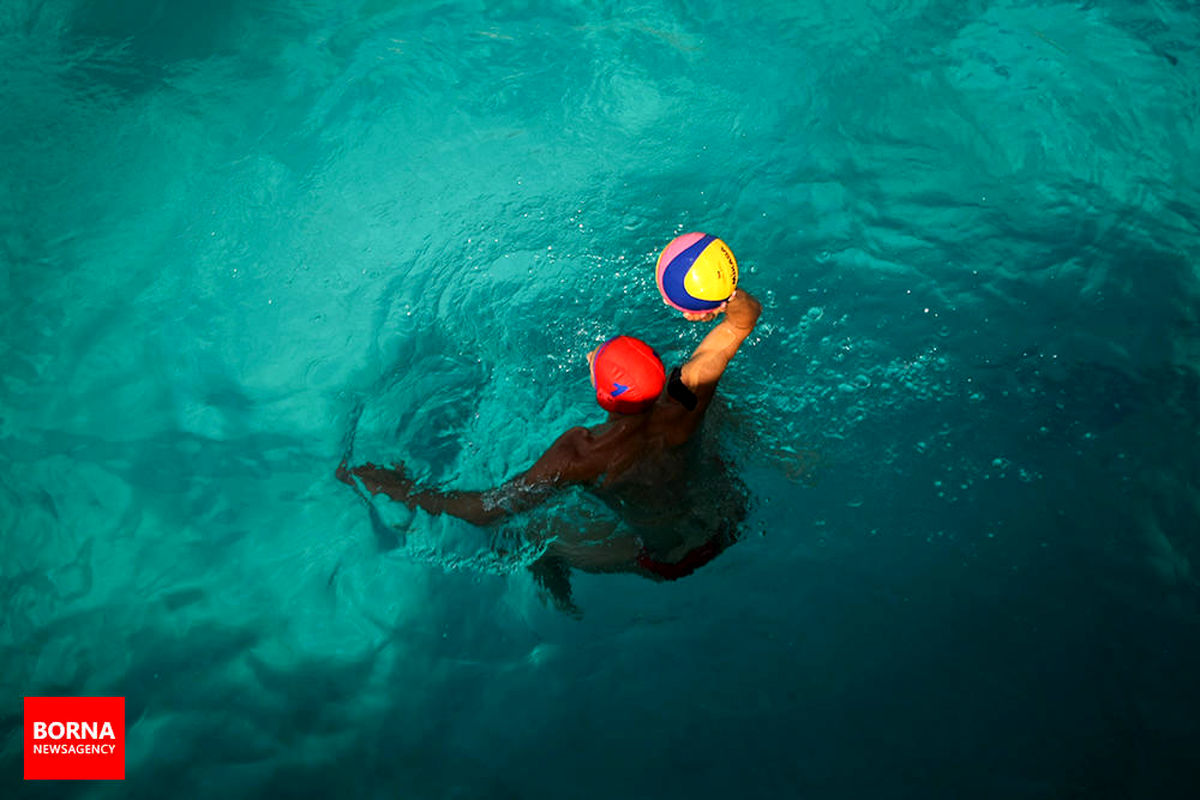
[340, 426, 599, 526]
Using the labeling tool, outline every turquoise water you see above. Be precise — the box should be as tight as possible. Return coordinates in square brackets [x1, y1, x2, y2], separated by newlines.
[3, 0, 1199, 796]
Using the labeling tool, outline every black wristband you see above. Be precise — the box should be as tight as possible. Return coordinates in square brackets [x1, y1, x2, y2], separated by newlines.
[667, 367, 698, 411]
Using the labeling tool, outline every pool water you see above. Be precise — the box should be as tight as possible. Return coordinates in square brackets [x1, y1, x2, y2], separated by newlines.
[3, 0, 1199, 797]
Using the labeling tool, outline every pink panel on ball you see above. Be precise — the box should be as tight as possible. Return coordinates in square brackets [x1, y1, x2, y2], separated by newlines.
[656, 232, 707, 275]
[655, 232, 708, 311]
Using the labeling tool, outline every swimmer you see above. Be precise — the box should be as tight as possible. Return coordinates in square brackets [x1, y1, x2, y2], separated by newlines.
[338, 288, 762, 606]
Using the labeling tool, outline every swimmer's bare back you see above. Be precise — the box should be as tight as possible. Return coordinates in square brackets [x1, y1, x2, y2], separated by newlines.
[340, 290, 762, 554]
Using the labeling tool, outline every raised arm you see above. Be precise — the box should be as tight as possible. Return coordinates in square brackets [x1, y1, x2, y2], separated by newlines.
[678, 289, 762, 411]
[341, 426, 598, 526]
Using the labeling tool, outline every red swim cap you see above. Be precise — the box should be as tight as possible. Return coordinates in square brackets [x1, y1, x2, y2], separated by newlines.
[591, 336, 666, 414]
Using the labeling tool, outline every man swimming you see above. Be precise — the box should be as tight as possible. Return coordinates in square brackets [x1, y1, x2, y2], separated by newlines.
[338, 288, 762, 596]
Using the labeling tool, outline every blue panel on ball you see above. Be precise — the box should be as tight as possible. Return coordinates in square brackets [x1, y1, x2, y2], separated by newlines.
[661, 234, 722, 311]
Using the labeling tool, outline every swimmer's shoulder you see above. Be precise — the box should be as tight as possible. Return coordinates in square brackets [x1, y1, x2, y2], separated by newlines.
[558, 425, 595, 451]
[527, 425, 608, 484]
[643, 370, 703, 446]
[543, 426, 594, 460]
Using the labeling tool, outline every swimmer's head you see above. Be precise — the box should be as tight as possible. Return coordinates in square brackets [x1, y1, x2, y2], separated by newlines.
[588, 335, 665, 414]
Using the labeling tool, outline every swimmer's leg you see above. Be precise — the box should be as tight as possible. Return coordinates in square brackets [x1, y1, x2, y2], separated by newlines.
[523, 516, 642, 616]
[525, 511, 642, 574]
[543, 534, 643, 574]
[526, 534, 640, 617]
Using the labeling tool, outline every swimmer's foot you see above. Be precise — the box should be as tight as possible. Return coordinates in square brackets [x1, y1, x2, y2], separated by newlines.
[528, 555, 582, 618]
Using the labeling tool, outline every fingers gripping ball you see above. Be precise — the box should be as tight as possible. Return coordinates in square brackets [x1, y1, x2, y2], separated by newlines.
[655, 232, 739, 313]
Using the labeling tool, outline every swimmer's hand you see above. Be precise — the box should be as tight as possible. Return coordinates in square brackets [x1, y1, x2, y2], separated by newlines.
[680, 293, 733, 323]
[340, 460, 419, 506]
